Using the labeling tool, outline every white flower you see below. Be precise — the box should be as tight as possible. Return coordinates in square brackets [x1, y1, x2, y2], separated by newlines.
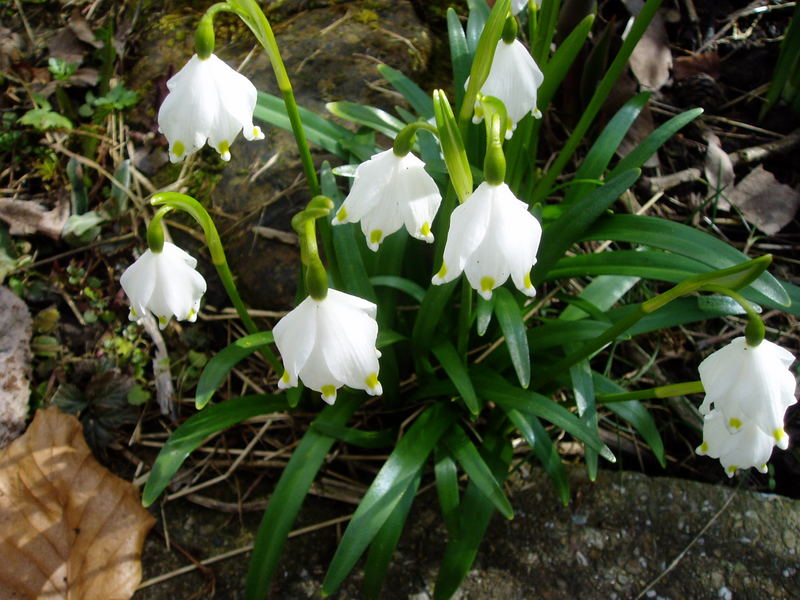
[158, 53, 265, 163]
[432, 181, 541, 300]
[511, 0, 542, 15]
[120, 242, 207, 329]
[696, 410, 776, 477]
[332, 149, 442, 251]
[273, 289, 383, 404]
[467, 39, 544, 138]
[698, 337, 796, 444]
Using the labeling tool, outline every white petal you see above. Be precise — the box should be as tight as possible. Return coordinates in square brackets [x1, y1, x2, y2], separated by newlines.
[273, 296, 319, 388]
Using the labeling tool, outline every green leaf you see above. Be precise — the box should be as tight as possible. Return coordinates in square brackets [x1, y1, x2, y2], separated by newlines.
[309, 422, 395, 448]
[493, 287, 531, 388]
[447, 8, 470, 107]
[362, 470, 421, 600]
[442, 424, 514, 519]
[547, 250, 708, 283]
[433, 90, 472, 203]
[434, 446, 461, 536]
[537, 14, 594, 114]
[505, 408, 570, 505]
[412, 280, 458, 352]
[565, 91, 651, 204]
[195, 331, 274, 409]
[142, 394, 286, 506]
[476, 295, 494, 336]
[473, 367, 615, 462]
[322, 403, 457, 596]
[593, 373, 666, 468]
[246, 396, 359, 599]
[533, 169, 641, 284]
[608, 108, 704, 179]
[582, 214, 791, 309]
[370, 275, 425, 303]
[19, 107, 73, 130]
[569, 354, 599, 480]
[434, 430, 511, 600]
[62, 211, 105, 245]
[66, 156, 88, 215]
[326, 101, 406, 138]
[377, 64, 433, 119]
[110, 159, 131, 215]
[432, 341, 480, 415]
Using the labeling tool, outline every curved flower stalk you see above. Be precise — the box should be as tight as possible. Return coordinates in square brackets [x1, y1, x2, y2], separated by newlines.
[467, 39, 544, 138]
[332, 149, 442, 251]
[120, 242, 207, 329]
[158, 53, 264, 163]
[273, 289, 383, 404]
[696, 337, 797, 476]
[432, 181, 542, 300]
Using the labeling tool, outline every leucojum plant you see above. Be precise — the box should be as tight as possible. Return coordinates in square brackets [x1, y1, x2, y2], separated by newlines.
[127, 0, 799, 598]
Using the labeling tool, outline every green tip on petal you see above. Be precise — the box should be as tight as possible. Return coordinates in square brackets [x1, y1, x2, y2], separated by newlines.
[335, 207, 347, 222]
[774, 428, 786, 441]
[699, 441, 709, 453]
[158, 316, 167, 326]
[130, 308, 137, 318]
[281, 370, 290, 384]
[370, 230, 383, 245]
[727, 465, 739, 474]
[172, 140, 185, 158]
[365, 372, 380, 389]
[523, 272, 533, 289]
[729, 417, 742, 429]
[480, 276, 495, 293]
[420, 222, 431, 237]
[321, 384, 336, 398]
[218, 140, 231, 160]
[436, 263, 448, 279]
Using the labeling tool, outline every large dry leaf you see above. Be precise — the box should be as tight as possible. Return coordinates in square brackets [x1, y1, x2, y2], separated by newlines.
[0, 407, 155, 599]
[703, 132, 734, 207]
[624, 4, 672, 90]
[0, 197, 69, 239]
[728, 165, 800, 235]
[0, 287, 32, 449]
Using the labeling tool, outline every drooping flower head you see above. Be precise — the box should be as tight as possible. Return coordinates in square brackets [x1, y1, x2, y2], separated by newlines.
[696, 337, 797, 476]
[432, 181, 542, 300]
[273, 289, 383, 404]
[332, 149, 442, 251]
[158, 54, 265, 163]
[120, 242, 207, 329]
[467, 39, 544, 138]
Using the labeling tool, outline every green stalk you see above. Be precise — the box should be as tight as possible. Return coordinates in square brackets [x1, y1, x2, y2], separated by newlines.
[530, 0, 663, 205]
[597, 380, 705, 404]
[150, 192, 281, 373]
[228, 0, 320, 196]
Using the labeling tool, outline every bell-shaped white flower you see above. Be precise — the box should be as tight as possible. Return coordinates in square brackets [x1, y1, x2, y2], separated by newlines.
[120, 242, 207, 329]
[273, 289, 383, 404]
[332, 149, 442, 251]
[467, 39, 544, 138]
[696, 409, 776, 477]
[158, 53, 265, 163]
[698, 337, 796, 445]
[432, 181, 542, 300]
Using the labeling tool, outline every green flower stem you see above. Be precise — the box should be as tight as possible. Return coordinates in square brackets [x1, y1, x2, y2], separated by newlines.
[195, 3, 234, 59]
[291, 196, 334, 301]
[597, 380, 705, 404]
[529, 0, 663, 205]
[484, 111, 506, 185]
[393, 122, 439, 157]
[146, 206, 172, 253]
[701, 285, 766, 347]
[150, 192, 282, 373]
[228, 0, 320, 197]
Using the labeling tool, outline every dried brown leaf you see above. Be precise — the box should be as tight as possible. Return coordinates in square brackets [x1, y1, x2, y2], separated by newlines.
[0, 196, 69, 239]
[0, 287, 31, 449]
[673, 51, 720, 81]
[626, 9, 672, 90]
[728, 165, 800, 235]
[0, 407, 154, 600]
[703, 132, 734, 208]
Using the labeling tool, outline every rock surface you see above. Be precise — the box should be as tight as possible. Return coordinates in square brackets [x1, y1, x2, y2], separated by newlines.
[134, 469, 800, 599]
[0, 286, 32, 448]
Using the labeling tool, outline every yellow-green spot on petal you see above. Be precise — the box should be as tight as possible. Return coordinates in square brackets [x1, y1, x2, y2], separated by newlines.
[253, 127, 261, 137]
[188, 308, 196, 319]
[370, 230, 383, 245]
[523, 272, 533, 289]
[727, 465, 738, 474]
[436, 263, 447, 279]
[760, 463, 768, 471]
[158, 316, 167, 326]
[321, 384, 336, 398]
[281, 370, 290, 384]
[218, 140, 231, 157]
[774, 428, 786, 441]
[336, 207, 347, 221]
[699, 441, 709, 453]
[172, 141, 185, 158]
[130, 308, 137, 317]
[729, 417, 742, 429]
[365, 372, 379, 389]
[420, 222, 431, 237]
[480, 276, 495, 293]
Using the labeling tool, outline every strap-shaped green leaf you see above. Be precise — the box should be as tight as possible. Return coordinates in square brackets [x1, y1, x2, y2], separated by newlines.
[142, 394, 286, 507]
[370, 275, 426, 303]
[434, 445, 461, 536]
[245, 396, 360, 600]
[432, 341, 480, 415]
[321, 403, 457, 595]
[447, 7, 470, 107]
[493, 287, 531, 388]
[195, 331, 274, 409]
[309, 422, 396, 448]
[326, 101, 406, 138]
[377, 64, 434, 119]
[442, 424, 514, 519]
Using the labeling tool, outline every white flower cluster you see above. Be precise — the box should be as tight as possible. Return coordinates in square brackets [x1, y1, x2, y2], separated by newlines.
[696, 337, 797, 476]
